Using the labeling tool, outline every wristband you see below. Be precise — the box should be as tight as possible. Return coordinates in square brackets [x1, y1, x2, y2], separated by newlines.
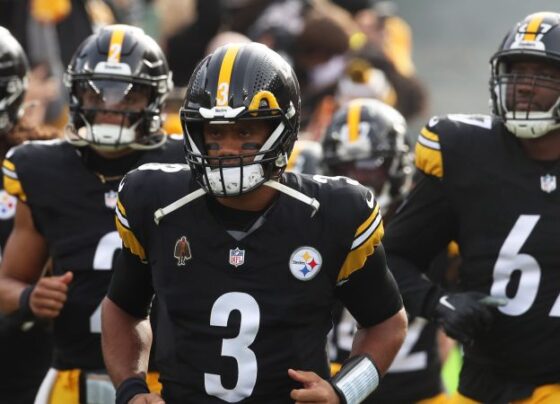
[18, 285, 35, 320]
[330, 354, 380, 404]
[115, 377, 149, 404]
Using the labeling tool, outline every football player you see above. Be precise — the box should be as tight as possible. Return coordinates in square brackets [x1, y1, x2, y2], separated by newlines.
[383, 12, 560, 403]
[323, 98, 450, 404]
[0, 25, 59, 404]
[101, 42, 407, 404]
[0, 25, 184, 403]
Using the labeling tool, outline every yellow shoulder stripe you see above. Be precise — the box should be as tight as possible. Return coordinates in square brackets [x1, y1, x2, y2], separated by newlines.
[415, 128, 443, 178]
[2, 159, 27, 201]
[337, 206, 384, 282]
[115, 198, 146, 261]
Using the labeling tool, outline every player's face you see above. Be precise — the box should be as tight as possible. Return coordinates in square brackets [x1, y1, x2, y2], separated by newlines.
[506, 60, 560, 112]
[203, 120, 272, 167]
[80, 85, 150, 126]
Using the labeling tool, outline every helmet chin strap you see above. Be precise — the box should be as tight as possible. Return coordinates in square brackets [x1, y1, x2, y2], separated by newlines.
[153, 178, 320, 225]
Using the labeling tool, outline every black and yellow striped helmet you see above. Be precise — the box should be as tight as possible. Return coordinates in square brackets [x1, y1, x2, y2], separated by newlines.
[490, 12, 560, 139]
[65, 24, 173, 150]
[181, 42, 301, 196]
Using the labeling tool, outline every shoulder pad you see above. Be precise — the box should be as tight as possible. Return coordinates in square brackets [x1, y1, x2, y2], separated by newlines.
[415, 114, 493, 178]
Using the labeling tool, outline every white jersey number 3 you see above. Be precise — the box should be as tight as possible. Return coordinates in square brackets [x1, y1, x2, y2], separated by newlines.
[205, 292, 260, 402]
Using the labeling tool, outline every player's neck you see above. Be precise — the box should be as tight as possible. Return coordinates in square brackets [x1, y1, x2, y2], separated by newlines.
[520, 130, 560, 161]
[215, 185, 279, 212]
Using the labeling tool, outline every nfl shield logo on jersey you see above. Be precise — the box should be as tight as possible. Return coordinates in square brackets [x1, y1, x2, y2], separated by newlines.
[174, 236, 192, 266]
[229, 247, 245, 268]
[540, 174, 556, 193]
[104, 190, 118, 209]
[289, 246, 322, 281]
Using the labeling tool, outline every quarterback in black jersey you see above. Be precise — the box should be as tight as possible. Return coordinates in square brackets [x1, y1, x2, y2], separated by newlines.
[384, 12, 560, 404]
[323, 98, 449, 404]
[102, 42, 407, 404]
[0, 26, 58, 404]
[0, 25, 183, 403]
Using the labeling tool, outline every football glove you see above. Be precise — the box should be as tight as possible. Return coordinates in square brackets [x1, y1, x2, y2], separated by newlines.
[433, 292, 506, 346]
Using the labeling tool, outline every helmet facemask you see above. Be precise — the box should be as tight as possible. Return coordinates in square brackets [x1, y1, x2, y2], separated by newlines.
[491, 57, 560, 138]
[182, 104, 298, 197]
[66, 77, 166, 151]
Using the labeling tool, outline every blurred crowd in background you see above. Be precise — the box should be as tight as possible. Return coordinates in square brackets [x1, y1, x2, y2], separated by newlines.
[0, 0, 428, 141]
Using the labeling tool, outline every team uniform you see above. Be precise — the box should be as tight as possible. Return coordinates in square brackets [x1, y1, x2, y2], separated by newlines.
[0, 180, 52, 403]
[2, 137, 184, 401]
[384, 114, 560, 402]
[110, 166, 403, 403]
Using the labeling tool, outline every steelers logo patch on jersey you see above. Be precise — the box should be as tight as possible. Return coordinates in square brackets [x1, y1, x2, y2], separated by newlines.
[289, 246, 322, 281]
[0, 190, 16, 220]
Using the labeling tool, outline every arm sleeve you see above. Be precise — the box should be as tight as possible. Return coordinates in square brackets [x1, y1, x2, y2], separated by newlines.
[383, 173, 455, 318]
[336, 244, 403, 327]
[107, 247, 154, 319]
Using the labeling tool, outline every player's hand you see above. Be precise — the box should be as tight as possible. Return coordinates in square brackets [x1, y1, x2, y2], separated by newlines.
[29, 271, 73, 319]
[129, 393, 165, 403]
[434, 291, 507, 346]
[288, 369, 340, 404]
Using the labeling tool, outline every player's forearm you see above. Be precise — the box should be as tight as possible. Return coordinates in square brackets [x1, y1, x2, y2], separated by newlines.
[0, 274, 28, 314]
[350, 307, 408, 375]
[101, 297, 152, 386]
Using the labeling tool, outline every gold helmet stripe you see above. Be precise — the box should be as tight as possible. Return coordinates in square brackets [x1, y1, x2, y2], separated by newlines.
[347, 99, 362, 143]
[216, 45, 241, 107]
[108, 28, 126, 63]
[523, 15, 545, 41]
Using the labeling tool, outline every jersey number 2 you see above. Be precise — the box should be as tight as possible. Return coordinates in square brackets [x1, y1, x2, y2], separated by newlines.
[205, 292, 260, 402]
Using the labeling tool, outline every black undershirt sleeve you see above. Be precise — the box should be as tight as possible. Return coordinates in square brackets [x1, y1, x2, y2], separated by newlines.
[336, 244, 403, 328]
[107, 247, 154, 319]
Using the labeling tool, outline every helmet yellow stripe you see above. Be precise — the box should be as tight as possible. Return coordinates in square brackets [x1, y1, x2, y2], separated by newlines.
[524, 15, 544, 41]
[216, 45, 241, 106]
[347, 99, 362, 143]
[108, 29, 126, 63]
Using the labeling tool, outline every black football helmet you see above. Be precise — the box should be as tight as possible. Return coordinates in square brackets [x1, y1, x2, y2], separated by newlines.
[65, 24, 173, 151]
[322, 98, 412, 217]
[490, 12, 560, 138]
[181, 42, 301, 196]
[0, 26, 28, 135]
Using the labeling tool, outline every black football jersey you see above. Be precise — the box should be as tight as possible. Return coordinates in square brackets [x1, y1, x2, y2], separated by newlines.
[2, 137, 185, 370]
[386, 114, 560, 388]
[115, 166, 401, 402]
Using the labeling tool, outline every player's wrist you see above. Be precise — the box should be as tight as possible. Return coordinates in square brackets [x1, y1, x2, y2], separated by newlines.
[330, 354, 380, 404]
[115, 376, 149, 404]
[18, 284, 35, 319]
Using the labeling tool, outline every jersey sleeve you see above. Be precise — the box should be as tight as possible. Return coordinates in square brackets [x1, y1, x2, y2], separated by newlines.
[334, 184, 384, 283]
[114, 172, 148, 263]
[327, 180, 403, 326]
[3, 145, 29, 202]
[110, 170, 155, 317]
[415, 117, 444, 178]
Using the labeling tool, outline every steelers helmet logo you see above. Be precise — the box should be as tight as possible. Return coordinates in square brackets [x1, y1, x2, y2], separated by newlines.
[289, 246, 322, 281]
